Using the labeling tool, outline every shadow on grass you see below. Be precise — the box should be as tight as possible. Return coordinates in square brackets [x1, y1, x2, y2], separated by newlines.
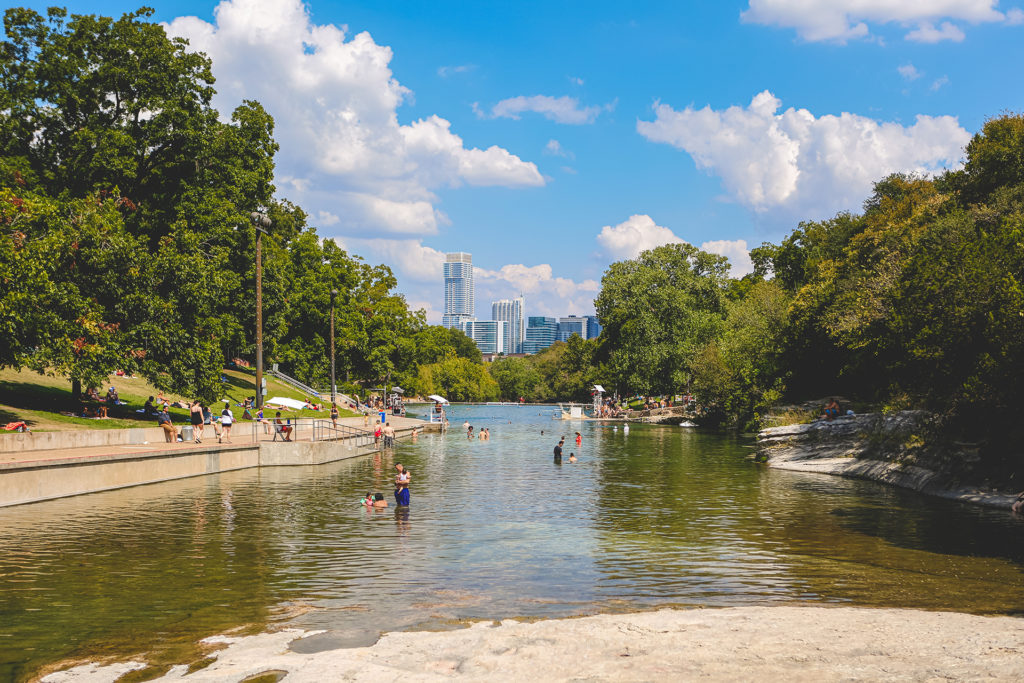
[0, 380, 164, 426]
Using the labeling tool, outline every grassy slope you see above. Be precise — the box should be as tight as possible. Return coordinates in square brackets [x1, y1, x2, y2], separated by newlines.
[0, 367, 357, 433]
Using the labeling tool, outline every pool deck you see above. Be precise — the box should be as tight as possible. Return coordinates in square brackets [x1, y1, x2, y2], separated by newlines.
[0, 415, 436, 507]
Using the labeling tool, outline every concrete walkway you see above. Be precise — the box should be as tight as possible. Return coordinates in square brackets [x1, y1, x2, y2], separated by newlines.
[0, 414, 429, 467]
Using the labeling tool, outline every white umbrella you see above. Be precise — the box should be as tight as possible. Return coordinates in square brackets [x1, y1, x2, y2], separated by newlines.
[427, 394, 449, 404]
[265, 396, 307, 410]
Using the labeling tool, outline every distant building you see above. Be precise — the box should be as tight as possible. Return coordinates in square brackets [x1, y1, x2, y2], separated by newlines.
[461, 320, 509, 355]
[558, 315, 589, 342]
[442, 252, 475, 329]
[523, 316, 558, 354]
[492, 296, 525, 354]
[586, 315, 602, 339]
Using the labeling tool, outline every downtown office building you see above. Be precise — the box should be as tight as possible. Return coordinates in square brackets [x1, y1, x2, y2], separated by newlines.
[441, 252, 475, 329]
[461, 320, 509, 355]
[491, 296, 525, 354]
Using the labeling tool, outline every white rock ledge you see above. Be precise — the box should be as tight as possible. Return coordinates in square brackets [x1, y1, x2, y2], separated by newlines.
[44, 606, 1024, 682]
[758, 413, 1019, 509]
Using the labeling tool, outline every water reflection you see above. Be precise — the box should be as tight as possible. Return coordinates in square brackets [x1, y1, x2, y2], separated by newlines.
[1, 406, 1022, 680]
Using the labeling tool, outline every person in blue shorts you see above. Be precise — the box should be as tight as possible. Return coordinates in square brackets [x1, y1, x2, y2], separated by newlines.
[394, 463, 411, 506]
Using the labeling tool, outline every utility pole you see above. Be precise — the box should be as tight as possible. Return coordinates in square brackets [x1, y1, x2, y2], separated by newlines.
[250, 211, 271, 410]
[330, 288, 338, 407]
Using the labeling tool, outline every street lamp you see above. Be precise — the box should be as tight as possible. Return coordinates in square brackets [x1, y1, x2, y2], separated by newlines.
[330, 288, 338, 407]
[250, 210, 271, 411]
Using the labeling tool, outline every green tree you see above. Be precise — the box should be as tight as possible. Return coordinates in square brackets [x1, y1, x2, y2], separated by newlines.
[595, 243, 729, 396]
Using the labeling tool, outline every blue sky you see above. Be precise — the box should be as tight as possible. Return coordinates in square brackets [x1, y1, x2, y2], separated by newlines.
[14, 0, 1024, 320]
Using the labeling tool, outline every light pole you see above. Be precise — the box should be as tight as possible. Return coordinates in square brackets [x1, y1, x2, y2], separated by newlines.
[330, 288, 338, 407]
[250, 211, 271, 410]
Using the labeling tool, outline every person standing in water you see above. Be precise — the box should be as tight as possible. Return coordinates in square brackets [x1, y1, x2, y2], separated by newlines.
[553, 438, 564, 464]
[394, 463, 411, 506]
[575, 431, 582, 447]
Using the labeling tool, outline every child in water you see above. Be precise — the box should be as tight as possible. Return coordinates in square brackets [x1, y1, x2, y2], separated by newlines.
[569, 453, 578, 463]
[372, 492, 388, 508]
[575, 431, 582, 446]
[361, 492, 373, 506]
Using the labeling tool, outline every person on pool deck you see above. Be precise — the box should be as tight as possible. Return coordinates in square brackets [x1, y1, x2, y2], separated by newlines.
[553, 438, 564, 464]
[394, 463, 411, 506]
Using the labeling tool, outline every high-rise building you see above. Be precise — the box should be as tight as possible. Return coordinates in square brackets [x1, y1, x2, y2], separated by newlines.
[461, 320, 508, 355]
[586, 315, 602, 339]
[491, 296, 525, 354]
[558, 315, 588, 342]
[442, 252, 475, 329]
[523, 316, 558, 354]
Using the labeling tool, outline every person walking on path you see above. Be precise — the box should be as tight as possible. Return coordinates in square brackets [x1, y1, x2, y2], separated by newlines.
[330, 403, 339, 430]
[220, 401, 234, 443]
[189, 400, 204, 443]
[157, 408, 177, 443]
[394, 463, 411, 506]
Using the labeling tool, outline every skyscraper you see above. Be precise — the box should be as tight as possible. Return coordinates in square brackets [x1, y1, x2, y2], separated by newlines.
[442, 252, 474, 329]
[491, 296, 525, 354]
[461, 320, 508, 355]
[523, 316, 558, 354]
[558, 315, 588, 341]
[586, 315, 602, 339]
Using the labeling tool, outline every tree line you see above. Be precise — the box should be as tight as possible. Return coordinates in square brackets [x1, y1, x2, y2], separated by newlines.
[0, 6, 480, 403]
[492, 113, 1024, 465]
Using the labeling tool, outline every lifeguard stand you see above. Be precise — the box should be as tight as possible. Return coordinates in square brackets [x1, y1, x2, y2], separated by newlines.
[592, 384, 605, 416]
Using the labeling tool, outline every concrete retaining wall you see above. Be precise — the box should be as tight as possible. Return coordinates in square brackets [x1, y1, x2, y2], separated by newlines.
[0, 426, 166, 453]
[0, 423, 436, 508]
[0, 445, 261, 507]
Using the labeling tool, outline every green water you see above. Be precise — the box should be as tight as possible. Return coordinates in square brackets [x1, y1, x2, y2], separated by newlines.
[2, 405, 1023, 680]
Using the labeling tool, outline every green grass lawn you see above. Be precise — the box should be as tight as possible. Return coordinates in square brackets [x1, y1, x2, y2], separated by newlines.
[0, 367, 357, 433]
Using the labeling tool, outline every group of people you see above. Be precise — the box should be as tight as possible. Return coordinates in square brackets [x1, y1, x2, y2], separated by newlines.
[156, 400, 235, 444]
[360, 462, 412, 508]
[552, 434, 580, 464]
[463, 424, 491, 440]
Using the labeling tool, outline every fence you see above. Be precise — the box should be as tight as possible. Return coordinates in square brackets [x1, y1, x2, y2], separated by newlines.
[243, 417, 375, 447]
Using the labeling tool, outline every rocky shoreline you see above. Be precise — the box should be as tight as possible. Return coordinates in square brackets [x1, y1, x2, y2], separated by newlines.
[42, 606, 1024, 682]
[757, 412, 1020, 509]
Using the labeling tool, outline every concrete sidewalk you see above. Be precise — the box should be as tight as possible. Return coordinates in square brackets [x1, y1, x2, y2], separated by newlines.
[0, 414, 429, 467]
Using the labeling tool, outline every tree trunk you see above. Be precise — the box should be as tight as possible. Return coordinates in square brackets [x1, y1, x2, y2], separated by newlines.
[71, 378, 82, 400]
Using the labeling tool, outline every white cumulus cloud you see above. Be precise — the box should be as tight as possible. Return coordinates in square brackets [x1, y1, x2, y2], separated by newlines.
[164, 0, 543, 238]
[597, 214, 685, 260]
[898, 63, 922, 80]
[476, 264, 600, 317]
[488, 95, 607, 124]
[636, 90, 970, 219]
[597, 215, 754, 277]
[741, 0, 1012, 43]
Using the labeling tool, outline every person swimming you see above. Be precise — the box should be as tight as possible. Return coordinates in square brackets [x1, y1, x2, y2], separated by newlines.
[361, 492, 373, 506]
[568, 453, 577, 463]
[372, 492, 388, 508]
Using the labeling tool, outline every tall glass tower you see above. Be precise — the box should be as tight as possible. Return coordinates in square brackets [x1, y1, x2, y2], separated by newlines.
[491, 296, 525, 354]
[442, 252, 475, 329]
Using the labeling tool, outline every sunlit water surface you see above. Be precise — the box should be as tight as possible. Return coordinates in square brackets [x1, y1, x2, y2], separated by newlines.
[2, 405, 1023, 680]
